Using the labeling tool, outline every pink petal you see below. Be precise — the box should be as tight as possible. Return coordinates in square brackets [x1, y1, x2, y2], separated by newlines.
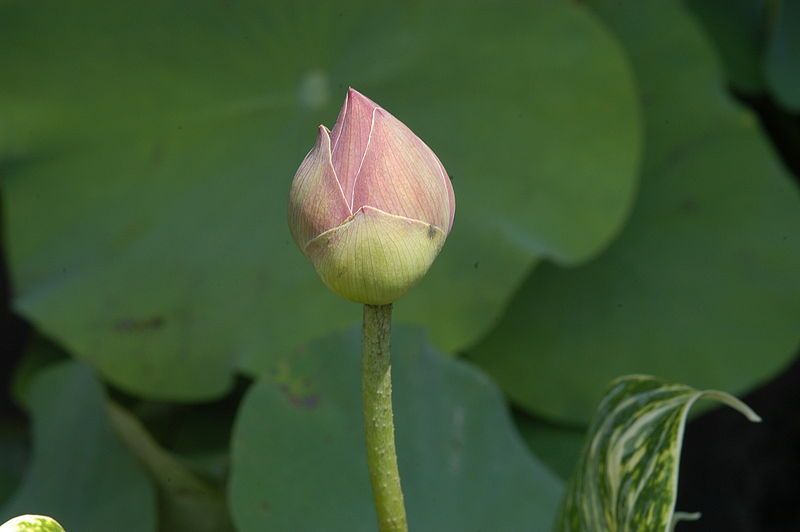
[287, 125, 351, 249]
[434, 153, 456, 233]
[351, 109, 452, 231]
[330, 88, 380, 208]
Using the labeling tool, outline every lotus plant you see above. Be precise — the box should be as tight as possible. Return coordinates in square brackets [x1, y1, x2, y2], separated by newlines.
[288, 88, 455, 531]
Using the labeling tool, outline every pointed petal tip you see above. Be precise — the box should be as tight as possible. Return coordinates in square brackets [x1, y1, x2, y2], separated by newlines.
[315, 124, 333, 146]
[288, 122, 350, 249]
[347, 86, 361, 98]
[345, 87, 380, 111]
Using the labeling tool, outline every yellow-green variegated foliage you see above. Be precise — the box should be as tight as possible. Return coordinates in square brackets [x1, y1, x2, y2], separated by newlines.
[0, 515, 65, 532]
[557, 376, 760, 532]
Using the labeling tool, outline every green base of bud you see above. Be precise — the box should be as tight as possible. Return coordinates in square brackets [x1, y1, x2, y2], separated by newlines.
[307, 207, 444, 305]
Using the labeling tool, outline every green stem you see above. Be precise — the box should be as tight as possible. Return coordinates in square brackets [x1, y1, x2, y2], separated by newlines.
[107, 401, 234, 531]
[362, 304, 408, 532]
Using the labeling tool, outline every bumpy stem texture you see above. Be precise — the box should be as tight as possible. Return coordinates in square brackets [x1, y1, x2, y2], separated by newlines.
[362, 304, 408, 532]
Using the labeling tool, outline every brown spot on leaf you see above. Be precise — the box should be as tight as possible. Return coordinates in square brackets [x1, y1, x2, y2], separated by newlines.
[114, 316, 165, 333]
[680, 198, 699, 214]
[281, 385, 320, 408]
[271, 360, 320, 409]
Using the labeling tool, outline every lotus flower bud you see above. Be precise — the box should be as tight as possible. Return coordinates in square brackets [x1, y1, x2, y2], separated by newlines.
[288, 88, 455, 305]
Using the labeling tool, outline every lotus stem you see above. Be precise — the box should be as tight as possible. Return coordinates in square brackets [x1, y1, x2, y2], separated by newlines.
[361, 303, 408, 532]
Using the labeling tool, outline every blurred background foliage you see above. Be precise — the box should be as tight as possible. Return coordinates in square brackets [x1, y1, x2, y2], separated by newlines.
[0, 0, 797, 530]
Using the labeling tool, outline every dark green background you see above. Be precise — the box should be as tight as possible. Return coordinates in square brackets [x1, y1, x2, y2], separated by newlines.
[1, 0, 798, 530]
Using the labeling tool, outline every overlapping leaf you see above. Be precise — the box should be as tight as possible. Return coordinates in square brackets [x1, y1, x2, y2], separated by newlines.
[557, 375, 759, 531]
[515, 415, 585, 481]
[685, 0, 800, 111]
[765, 0, 800, 110]
[1, 362, 156, 532]
[106, 402, 233, 532]
[685, 0, 766, 94]
[0, 0, 640, 400]
[470, 0, 800, 424]
[229, 327, 563, 531]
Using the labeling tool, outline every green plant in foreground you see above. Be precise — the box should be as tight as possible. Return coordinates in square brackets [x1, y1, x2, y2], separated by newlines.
[288, 88, 455, 531]
[0, 515, 64, 532]
[558, 376, 760, 532]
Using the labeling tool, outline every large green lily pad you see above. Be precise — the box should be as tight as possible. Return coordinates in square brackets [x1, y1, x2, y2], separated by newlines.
[0, 0, 639, 399]
[230, 327, 563, 531]
[470, 0, 800, 424]
[1, 362, 156, 532]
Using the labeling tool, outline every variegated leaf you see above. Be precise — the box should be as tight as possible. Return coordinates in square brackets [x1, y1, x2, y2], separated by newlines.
[557, 375, 760, 532]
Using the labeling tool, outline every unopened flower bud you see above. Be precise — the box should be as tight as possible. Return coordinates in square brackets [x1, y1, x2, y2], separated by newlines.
[288, 88, 455, 305]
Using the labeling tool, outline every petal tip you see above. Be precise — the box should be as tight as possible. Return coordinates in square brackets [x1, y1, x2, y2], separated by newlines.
[315, 124, 333, 147]
[346, 87, 380, 111]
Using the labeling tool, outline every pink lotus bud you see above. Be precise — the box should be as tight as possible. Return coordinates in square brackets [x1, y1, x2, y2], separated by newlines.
[288, 88, 455, 305]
